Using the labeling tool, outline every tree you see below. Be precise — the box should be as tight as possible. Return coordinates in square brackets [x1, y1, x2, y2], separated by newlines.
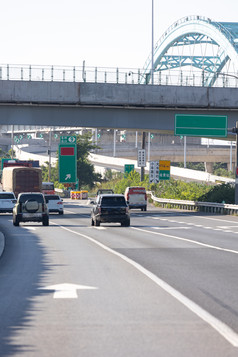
[76, 132, 102, 189]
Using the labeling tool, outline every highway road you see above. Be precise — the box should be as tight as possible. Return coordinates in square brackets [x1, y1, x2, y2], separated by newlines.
[1, 200, 238, 356]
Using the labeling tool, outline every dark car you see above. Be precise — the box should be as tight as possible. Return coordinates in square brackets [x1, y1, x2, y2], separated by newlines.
[13, 192, 49, 226]
[91, 194, 130, 227]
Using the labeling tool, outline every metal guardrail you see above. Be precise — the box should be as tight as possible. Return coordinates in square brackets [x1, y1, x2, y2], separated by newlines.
[149, 191, 238, 215]
[0, 63, 238, 88]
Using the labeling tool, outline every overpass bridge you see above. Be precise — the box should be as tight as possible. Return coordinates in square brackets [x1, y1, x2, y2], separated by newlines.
[1, 15, 238, 137]
[0, 80, 238, 137]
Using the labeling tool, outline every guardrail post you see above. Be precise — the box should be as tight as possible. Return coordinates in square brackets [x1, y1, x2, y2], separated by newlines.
[73, 66, 75, 82]
[116, 68, 119, 83]
[82, 60, 86, 82]
[7, 64, 9, 80]
[95, 67, 97, 83]
[29, 65, 31, 81]
[51, 66, 54, 81]
[42, 69, 44, 81]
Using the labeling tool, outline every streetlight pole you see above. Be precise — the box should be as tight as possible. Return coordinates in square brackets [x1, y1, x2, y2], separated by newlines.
[231, 122, 238, 204]
[151, 0, 154, 85]
[235, 122, 238, 204]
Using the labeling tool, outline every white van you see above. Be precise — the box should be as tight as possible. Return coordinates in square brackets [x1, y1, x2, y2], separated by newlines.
[124, 186, 147, 211]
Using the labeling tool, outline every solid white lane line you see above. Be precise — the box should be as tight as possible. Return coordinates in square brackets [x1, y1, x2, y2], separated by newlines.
[50, 221, 238, 347]
[153, 227, 190, 230]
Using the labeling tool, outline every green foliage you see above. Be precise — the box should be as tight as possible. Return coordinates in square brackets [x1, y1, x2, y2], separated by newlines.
[94, 172, 235, 204]
[94, 170, 149, 195]
[76, 132, 102, 189]
[41, 161, 60, 185]
[198, 183, 234, 204]
[152, 178, 210, 201]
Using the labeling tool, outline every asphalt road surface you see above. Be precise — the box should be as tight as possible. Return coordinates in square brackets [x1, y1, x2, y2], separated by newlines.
[1, 200, 238, 356]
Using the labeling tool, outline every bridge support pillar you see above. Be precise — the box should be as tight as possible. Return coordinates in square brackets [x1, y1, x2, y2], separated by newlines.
[204, 162, 213, 173]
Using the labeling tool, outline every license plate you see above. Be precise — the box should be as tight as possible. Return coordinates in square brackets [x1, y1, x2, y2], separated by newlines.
[23, 213, 42, 218]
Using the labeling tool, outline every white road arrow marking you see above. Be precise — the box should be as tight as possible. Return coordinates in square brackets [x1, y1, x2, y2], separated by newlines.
[65, 174, 71, 180]
[42, 283, 98, 299]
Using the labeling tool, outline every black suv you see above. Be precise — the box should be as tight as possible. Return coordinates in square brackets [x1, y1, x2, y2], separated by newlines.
[13, 192, 49, 226]
[91, 194, 130, 227]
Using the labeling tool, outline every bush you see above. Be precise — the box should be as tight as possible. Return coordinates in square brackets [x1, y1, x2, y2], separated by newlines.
[198, 183, 234, 204]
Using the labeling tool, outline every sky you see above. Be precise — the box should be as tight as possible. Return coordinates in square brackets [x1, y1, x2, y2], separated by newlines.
[1, 0, 238, 70]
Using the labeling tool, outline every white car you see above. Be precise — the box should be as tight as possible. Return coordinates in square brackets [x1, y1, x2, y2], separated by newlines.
[0, 191, 17, 213]
[44, 194, 64, 215]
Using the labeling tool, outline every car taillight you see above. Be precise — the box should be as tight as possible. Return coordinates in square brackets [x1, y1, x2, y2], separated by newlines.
[126, 207, 129, 213]
[145, 193, 147, 200]
[42, 203, 46, 212]
[57, 201, 63, 205]
[126, 193, 129, 201]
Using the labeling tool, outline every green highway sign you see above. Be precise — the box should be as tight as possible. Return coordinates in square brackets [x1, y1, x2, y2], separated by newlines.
[59, 144, 77, 183]
[124, 164, 134, 176]
[60, 135, 77, 144]
[159, 170, 170, 180]
[174, 114, 227, 137]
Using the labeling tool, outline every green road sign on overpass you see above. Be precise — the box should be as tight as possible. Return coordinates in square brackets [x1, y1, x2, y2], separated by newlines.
[174, 114, 228, 137]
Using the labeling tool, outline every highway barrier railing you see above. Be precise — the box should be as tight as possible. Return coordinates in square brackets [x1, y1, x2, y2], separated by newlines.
[1, 63, 238, 88]
[148, 191, 238, 215]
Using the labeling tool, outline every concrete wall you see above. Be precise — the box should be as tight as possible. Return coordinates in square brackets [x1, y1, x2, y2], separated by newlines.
[0, 81, 238, 109]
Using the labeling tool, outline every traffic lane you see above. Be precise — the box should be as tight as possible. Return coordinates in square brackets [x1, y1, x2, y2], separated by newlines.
[54, 210, 238, 341]
[134, 211, 238, 252]
[0, 216, 233, 356]
[20, 218, 238, 356]
[0, 215, 51, 356]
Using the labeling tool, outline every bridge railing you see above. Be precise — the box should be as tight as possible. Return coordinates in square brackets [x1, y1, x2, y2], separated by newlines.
[0, 64, 238, 88]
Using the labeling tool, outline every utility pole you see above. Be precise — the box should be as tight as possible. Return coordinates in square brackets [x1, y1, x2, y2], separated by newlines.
[231, 122, 238, 204]
[140, 132, 146, 181]
[48, 128, 52, 181]
[151, 0, 154, 85]
[235, 122, 238, 204]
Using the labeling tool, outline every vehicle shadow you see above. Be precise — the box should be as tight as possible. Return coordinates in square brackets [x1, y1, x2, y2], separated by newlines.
[0, 219, 63, 356]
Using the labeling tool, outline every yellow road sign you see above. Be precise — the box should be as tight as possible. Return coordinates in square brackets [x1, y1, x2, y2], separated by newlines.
[159, 160, 170, 171]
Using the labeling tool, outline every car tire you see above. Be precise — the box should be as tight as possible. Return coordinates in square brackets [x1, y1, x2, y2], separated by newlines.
[95, 220, 100, 226]
[121, 219, 130, 227]
[91, 218, 94, 226]
[43, 216, 49, 226]
[59, 211, 64, 215]
[13, 215, 20, 226]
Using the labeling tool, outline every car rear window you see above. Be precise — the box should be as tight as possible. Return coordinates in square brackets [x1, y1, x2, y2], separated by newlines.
[129, 187, 146, 193]
[97, 190, 114, 195]
[45, 195, 60, 202]
[19, 194, 44, 203]
[101, 197, 126, 206]
[0, 193, 15, 199]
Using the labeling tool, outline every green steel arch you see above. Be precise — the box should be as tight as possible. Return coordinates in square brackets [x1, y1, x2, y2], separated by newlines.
[142, 15, 238, 86]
